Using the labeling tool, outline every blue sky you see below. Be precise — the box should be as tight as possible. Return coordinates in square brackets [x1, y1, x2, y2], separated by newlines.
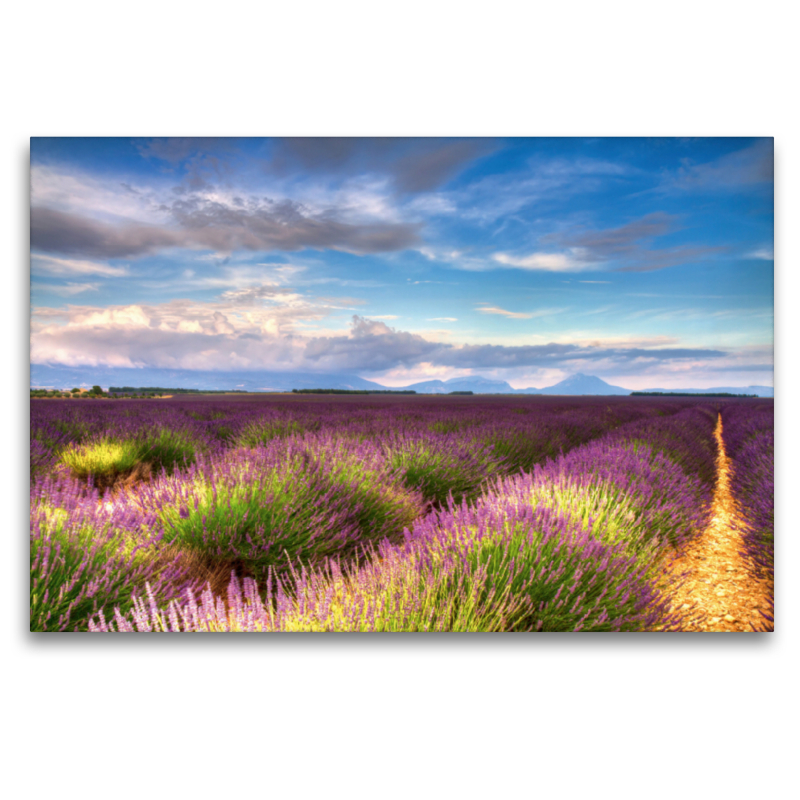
[30, 137, 773, 389]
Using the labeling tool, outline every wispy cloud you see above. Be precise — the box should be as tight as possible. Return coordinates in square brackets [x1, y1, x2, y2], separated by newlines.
[33, 282, 101, 296]
[672, 140, 773, 189]
[747, 246, 774, 261]
[32, 254, 128, 278]
[476, 305, 533, 319]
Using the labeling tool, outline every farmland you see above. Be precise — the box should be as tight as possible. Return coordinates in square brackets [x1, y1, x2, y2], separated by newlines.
[30, 394, 774, 632]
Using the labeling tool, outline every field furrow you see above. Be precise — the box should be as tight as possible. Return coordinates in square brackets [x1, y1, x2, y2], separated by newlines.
[660, 414, 773, 632]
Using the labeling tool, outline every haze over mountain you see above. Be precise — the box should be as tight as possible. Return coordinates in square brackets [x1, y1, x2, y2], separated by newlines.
[30, 365, 773, 397]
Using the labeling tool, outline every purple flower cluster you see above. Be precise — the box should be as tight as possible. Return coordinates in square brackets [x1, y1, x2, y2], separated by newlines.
[91, 496, 676, 632]
[720, 403, 774, 579]
[30, 475, 197, 631]
[130, 432, 424, 578]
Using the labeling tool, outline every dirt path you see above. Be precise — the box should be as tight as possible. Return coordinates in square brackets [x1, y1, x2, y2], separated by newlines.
[661, 414, 773, 632]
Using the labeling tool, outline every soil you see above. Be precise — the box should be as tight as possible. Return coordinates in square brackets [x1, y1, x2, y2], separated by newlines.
[85, 461, 153, 495]
[659, 414, 773, 632]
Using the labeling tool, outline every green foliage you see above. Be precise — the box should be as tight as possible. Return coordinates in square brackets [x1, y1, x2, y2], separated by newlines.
[390, 440, 498, 506]
[59, 430, 196, 485]
[236, 418, 304, 447]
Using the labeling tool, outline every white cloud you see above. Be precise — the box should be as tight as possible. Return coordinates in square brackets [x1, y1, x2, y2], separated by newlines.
[32, 254, 128, 277]
[33, 282, 100, 296]
[69, 305, 151, 329]
[476, 305, 532, 319]
[747, 246, 774, 261]
[31, 164, 169, 224]
[492, 251, 590, 272]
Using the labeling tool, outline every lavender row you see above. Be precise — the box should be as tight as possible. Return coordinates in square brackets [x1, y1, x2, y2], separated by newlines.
[90, 500, 677, 633]
[720, 404, 774, 579]
[31, 396, 689, 496]
[87, 405, 718, 632]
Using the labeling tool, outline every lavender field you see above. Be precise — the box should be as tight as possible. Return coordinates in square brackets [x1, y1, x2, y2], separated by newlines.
[29, 395, 774, 632]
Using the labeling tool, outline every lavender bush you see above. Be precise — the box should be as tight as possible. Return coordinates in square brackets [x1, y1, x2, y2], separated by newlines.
[721, 404, 774, 579]
[30, 476, 195, 631]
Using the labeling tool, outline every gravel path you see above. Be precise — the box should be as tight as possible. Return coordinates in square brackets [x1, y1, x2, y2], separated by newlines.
[660, 414, 773, 632]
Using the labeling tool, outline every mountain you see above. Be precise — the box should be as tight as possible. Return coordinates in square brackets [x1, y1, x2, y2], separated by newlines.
[402, 376, 518, 394]
[29, 365, 386, 393]
[30, 364, 774, 398]
[536, 373, 630, 395]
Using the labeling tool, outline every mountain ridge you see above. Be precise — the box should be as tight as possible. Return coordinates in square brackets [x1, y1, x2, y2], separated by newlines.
[30, 364, 774, 397]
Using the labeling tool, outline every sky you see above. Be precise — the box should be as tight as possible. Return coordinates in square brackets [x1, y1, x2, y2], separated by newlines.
[29, 137, 774, 389]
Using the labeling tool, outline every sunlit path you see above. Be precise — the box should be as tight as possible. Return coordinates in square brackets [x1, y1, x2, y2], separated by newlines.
[661, 414, 772, 632]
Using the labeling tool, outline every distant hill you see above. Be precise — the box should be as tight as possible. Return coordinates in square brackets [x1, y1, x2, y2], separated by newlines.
[642, 385, 773, 398]
[29, 365, 386, 393]
[401, 376, 518, 394]
[30, 364, 774, 398]
[535, 373, 629, 396]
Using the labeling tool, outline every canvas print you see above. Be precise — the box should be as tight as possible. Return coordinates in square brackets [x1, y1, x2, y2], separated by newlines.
[29, 137, 774, 632]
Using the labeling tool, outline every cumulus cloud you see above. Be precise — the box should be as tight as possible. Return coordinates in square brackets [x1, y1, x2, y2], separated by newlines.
[291, 317, 728, 373]
[32, 303, 733, 378]
[304, 316, 442, 371]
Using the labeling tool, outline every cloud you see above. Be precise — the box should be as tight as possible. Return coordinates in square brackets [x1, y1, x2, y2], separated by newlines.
[303, 316, 442, 371]
[476, 305, 533, 319]
[488, 213, 720, 273]
[492, 251, 589, 272]
[674, 140, 773, 188]
[31, 199, 422, 259]
[32, 307, 732, 377]
[135, 137, 242, 165]
[747, 246, 774, 261]
[296, 317, 727, 373]
[267, 137, 495, 193]
[545, 212, 674, 256]
[433, 343, 727, 370]
[392, 140, 494, 193]
[427, 317, 458, 322]
[32, 282, 100, 296]
[31, 252, 129, 277]
[527, 212, 725, 273]
[31, 207, 181, 259]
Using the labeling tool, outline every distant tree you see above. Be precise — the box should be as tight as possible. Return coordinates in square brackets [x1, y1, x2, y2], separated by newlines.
[91, 385, 103, 395]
